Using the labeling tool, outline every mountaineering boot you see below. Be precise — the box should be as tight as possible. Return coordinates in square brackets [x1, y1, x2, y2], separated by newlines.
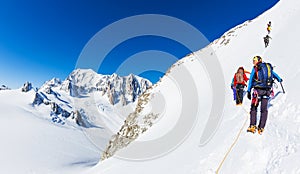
[247, 125, 257, 133]
[257, 127, 264, 135]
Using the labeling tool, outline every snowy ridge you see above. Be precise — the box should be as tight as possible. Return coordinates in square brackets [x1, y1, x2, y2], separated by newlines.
[90, 0, 300, 173]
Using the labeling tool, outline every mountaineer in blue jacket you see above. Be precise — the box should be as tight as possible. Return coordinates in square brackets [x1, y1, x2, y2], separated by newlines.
[246, 56, 282, 134]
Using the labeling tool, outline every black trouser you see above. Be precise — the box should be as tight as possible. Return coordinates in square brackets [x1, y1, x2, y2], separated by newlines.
[235, 84, 245, 105]
[250, 88, 271, 129]
[264, 40, 269, 47]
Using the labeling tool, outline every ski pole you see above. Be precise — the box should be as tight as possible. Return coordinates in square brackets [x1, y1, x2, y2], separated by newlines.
[280, 82, 285, 94]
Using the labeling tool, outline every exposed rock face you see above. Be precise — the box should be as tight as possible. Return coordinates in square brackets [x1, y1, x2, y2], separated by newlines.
[101, 91, 158, 161]
[21, 82, 32, 92]
[32, 92, 44, 105]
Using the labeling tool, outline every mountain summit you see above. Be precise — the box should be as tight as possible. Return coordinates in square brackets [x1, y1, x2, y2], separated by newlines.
[59, 69, 152, 105]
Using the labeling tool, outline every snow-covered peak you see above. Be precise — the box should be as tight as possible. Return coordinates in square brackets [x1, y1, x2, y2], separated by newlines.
[41, 78, 61, 89]
[68, 69, 101, 85]
[46, 78, 61, 86]
[0, 85, 10, 91]
[59, 68, 152, 105]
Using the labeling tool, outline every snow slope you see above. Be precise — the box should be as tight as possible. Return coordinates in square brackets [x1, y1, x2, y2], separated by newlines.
[0, 89, 100, 174]
[88, 0, 300, 173]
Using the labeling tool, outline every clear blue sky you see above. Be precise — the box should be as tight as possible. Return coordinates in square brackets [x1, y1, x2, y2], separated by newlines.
[0, 0, 279, 88]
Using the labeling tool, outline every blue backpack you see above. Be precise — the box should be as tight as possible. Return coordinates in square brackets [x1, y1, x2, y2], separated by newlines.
[254, 62, 274, 89]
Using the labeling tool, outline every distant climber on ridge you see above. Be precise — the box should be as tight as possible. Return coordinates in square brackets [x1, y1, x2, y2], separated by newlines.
[264, 35, 272, 48]
[246, 56, 282, 135]
[267, 21, 272, 34]
[231, 67, 249, 105]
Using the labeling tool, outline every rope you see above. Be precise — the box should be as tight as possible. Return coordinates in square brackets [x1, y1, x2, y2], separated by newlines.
[215, 106, 249, 174]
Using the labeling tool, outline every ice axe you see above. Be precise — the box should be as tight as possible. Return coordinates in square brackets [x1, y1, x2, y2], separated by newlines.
[280, 82, 285, 94]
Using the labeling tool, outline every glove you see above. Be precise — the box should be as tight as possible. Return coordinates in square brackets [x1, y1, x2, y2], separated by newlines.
[247, 91, 251, 100]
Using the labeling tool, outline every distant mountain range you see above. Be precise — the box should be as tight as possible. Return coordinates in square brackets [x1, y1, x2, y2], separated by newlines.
[3, 69, 152, 128]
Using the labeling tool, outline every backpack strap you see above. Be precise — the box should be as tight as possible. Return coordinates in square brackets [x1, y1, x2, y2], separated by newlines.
[254, 66, 259, 82]
[266, 63, 272, 79]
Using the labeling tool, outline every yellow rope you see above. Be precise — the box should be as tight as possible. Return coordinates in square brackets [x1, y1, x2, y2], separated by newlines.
[215, 107, 249, 174]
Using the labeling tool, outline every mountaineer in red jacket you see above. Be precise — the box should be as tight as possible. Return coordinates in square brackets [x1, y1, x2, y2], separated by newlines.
[231, 67, 249, 105]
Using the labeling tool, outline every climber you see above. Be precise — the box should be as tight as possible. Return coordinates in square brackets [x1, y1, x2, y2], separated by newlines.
[231, 67, 249, 105]
[246, 56, 282, 135]
[264, 35, 272, 48]
[267, 21, 272, 34]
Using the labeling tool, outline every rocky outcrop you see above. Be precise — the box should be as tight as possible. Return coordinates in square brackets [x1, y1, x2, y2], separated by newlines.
[101, 91, 158, 161]
[0, 85, 10, 91]
[21, 82, 32, 92]
[32, 92, 44, 105]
